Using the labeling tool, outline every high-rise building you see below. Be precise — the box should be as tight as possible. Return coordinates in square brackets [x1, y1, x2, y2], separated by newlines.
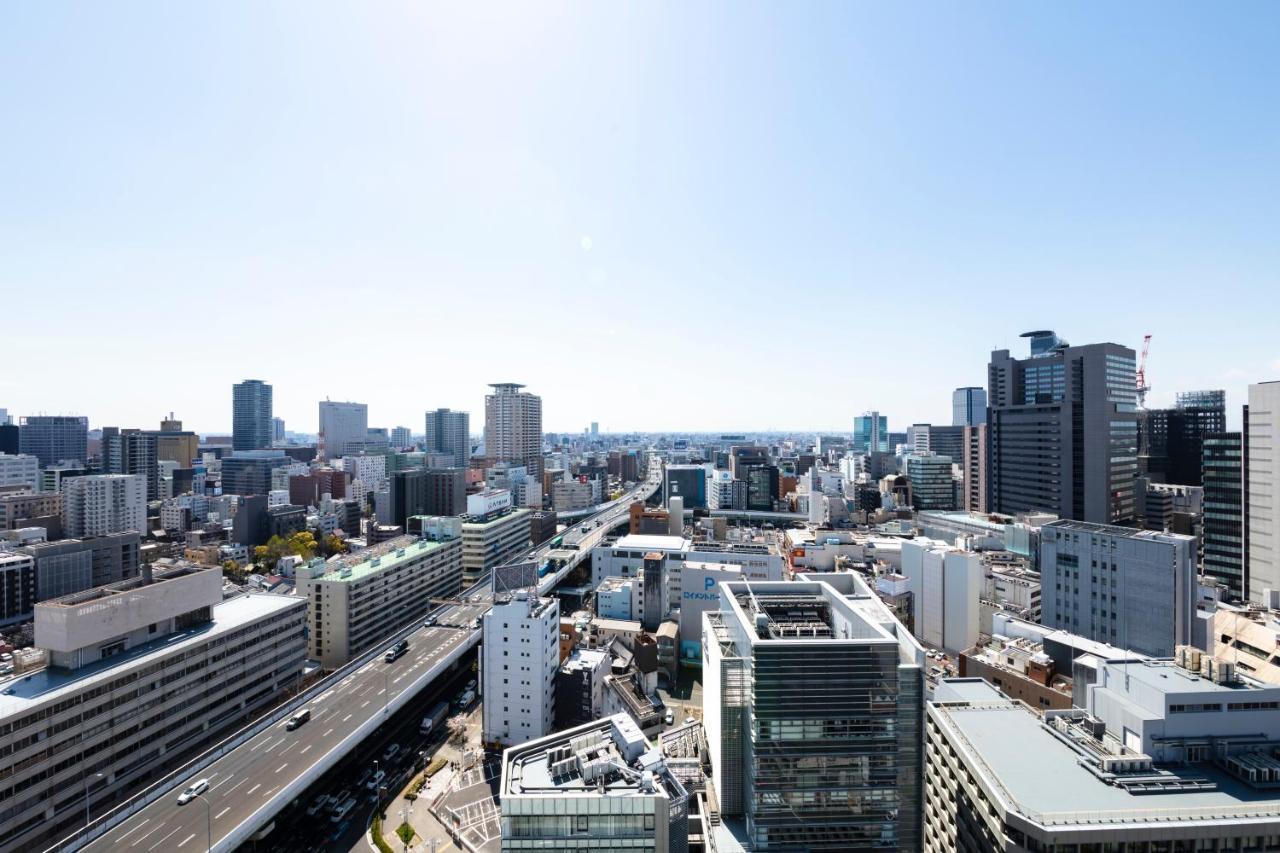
[962, 424, 988, 513]
[101, 427, 160, 501]
[498, 714, 689, 853]
[907, 423, 932, 454]
[231, 379, 273, 451]
[220, 449, 293, 496]
[1040, 519, 1195, 656]
[390, 426, 412, 449]
[1203, 431, 1246, 600]
[424, 408, 470, 467]
[952, 386, 988, 427]
[664, 464, 709, 509]
[318, 400, 369, 460]
[1139, 389, 1228, 486]
[485, 384, 543, 479]
[901, 538, 982, 652]
[906, 453, 955, 510]
[483, 590, 559, 748]
[852, 411, 888, 454]
[0, 452, 39, 491]
[1248, 381, 1280, 604]
[389, 467, 466, 527]
[60, 474, 145, 539]
[0, 422, 19, 455]
[0, 552, 36, 626]
[988, 330, 1138, 524]
[704, 576, 923, 850]
[19, 415, 88, 467]
[152, 415, 199, 467]
[928, 424, 965, 462]
[272, 416, 286, 444]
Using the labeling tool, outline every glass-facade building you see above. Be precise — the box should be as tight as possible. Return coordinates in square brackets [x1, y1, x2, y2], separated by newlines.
[853, 412, 888, 454]
[1203, 431, 1245, 600]
[704, 578, 924, 851]
[232, 379, 273, 451]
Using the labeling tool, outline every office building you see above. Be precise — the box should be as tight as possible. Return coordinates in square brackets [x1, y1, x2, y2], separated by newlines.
[988, 330, 1138, 524]
[664, 464, 708, 509]
[390, 425, 412, 449]
[295, 534, 463, 669]
[101, 428, 160, 501]
[552, 479, 594, 512]
[907, 423, 931, 454]
[1203, 431, 1246, 599]
[1249, 381, 1280, 604]
[0, 422, 18, 456]
[952, 386, 988, 427]
[554, 647, 610, 729]
[485, 384, 543, 479]
[19, 415, 88, 467]
[962, 424, 988, 513]
[852, 411, 888, 454]
[271, 416, 286, 444]
[459, 507, 532, 581]
[152, 415, 199, 467]
[499, 714, 689, 853]
[389, 467, 466, 527]
[0, 552, 36, 626]
[743, 463, 778, 511]
[231, 494, 306, 547]
[0, 565, 305, 853]
[1040, 519, 1195, 657]
[424, 408, 470, 467]
[318, 400, 369, 461]
[220, 449, 293, 496]
[924, 662, 1280, 853]
[231, 379, 273, 451]
[704, 576, 923, 851]
[905, 453, 955, 510]
[0, 492, 61, 532]
[927, 424, 965, 463]
[23, 531, 139, 600]
[901, 538, 982, 652]
[0, 453, 38, 491]
[340, 452, 387, 495]
[60, 474, 145, 539]
[483, 590, 559, 748]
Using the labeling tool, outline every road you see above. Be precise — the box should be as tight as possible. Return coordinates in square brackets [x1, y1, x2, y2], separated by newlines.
[81, 601, 486, 853]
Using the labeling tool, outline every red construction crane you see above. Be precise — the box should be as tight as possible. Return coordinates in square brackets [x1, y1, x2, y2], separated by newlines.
[1136, 334, 1152, 409]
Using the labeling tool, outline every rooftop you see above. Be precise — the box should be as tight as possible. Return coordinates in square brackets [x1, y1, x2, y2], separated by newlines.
[0, 593, 302, 718]
[613, 533, 689, 552]
[933, 680, 1280, 828]
[1045, 518, 1195, 543]
[319, 535, 450, 583]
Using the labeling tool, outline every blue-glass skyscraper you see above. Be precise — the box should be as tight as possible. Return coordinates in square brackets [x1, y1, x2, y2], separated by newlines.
[852, 411, 887, 453]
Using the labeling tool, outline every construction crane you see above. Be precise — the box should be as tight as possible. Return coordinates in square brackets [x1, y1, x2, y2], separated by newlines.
[1136, 334, 1152, 409]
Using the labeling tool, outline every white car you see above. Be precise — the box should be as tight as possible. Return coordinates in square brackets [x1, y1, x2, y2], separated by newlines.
[366, 769, 386, 791]
[176, 779, 209, 805]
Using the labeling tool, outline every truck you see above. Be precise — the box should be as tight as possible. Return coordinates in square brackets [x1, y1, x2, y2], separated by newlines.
[455, 689, 476, 709]
[419, 701, 449, 736]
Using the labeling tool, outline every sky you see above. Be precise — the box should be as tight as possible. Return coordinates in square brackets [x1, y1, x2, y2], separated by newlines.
[2, 2, 1277, 434]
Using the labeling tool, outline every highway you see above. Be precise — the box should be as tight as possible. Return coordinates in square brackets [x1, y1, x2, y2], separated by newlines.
[68, 462, 662, 852]
[78, 599, 488, 853]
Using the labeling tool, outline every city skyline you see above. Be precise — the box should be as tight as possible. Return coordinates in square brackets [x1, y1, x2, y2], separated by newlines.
[3, 4, 1277, 432]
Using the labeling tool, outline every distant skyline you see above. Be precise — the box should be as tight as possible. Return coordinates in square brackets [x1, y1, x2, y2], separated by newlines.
[3, 4, 1276, 433]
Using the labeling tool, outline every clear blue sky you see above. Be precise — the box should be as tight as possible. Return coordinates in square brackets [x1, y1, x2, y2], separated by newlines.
[2, 3, 1277, 433]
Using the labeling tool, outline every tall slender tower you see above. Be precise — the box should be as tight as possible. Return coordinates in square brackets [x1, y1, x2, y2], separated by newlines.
[232, 380, 273, 451]
[485, 384, 543, 479]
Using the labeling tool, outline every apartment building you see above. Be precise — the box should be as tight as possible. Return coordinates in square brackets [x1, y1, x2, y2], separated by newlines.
[60, 474, 145, 539]
[483, 590, 559, 749]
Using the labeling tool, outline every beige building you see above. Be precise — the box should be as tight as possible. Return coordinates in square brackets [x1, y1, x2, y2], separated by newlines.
[0, 491, 61, 530]
[1213, 605, 1280, 684]
[0, 564, 305, 853]
[484, 383, 543, 479]
[297, 534, 463, 669]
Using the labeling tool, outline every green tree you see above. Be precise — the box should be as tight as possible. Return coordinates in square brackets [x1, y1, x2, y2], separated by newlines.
[319, 533, 348, 558]
[286, 530, 318, 560]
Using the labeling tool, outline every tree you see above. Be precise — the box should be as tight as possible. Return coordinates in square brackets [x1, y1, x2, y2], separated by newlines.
[221, 560, 247, 583]
[286, 530, 318, 561]
[446, 715, 468, 747]
[319, 533, 348, 558]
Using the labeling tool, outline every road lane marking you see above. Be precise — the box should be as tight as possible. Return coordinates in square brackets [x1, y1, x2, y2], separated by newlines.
[210, 775, 235, 790]
[323, 728, 334, 736]
[132, 823, 164, 846]
[148, 826, 181, 851]
[275, 763, 288, 773]
[342, 714, 353, 722]
[224, 778, 247, 796]
[300, 744, 312, 755]
[177, 833, 195, 847]
[113, 818, 150, 844]
[215, 806, 231, 819]
[360, 700, 370, 708]
[246, 783, 261, 795]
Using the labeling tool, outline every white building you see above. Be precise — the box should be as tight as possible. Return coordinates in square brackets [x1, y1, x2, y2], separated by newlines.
[295, 533, 463, 669]
[339, 452, 387, 495]
[498, 714, 688, 852]
[318, 400, 369, 460]
[596, 576, 639, 620]
[901, 538, 982, 652]
[552, 480, 594, 512]
[483, 590, 559, 748]
[0, 564, 305, 852]
[60, 474, 145, 539]
[485, 383, 543, 479]
[0, 453, 39, 491]
[1249, 381, 1280, 604]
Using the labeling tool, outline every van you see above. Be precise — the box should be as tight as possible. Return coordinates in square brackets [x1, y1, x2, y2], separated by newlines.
[286, 708, 311, 730]
[176, 778, 210, 805]
[330, 797, 357, 823]
[384, 639, 409, 663]
[382, 743, 401, 763]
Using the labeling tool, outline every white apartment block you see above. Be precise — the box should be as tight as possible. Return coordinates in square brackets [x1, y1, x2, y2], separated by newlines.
[0, 453, 39, 491]
[1249, 381, 1280, 604]
[318, 400, 369, 460]
[296, 534, 463, 669]
[485, 383, 544, 479]
[60, 474, 145, 539]
[901, 538, 982, 652]
[483, 590, 559, 749]
[340, 453, 387, 495]
[0, 564, 305, 852]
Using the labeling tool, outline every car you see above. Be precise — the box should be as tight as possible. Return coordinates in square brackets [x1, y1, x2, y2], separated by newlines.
[330, 796, 357, 823]
[685, 716, 696, 725]
[663, 709, 674, 726]
[355, 768, 372, 789]
[382, 743, 401, 763]
[305, 794, 331, 817]
[286, 708, 311, 730]
[464, 679, 477, 693]
[176, 779, 209, 805]
[470, 618, 481, 630]
[366, 769, 386, 791]
[424, 615, 437, 628]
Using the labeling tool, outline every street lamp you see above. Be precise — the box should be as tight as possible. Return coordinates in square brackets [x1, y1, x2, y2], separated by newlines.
[83, 771, 104, 827]
[194, 791, 212, 853]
